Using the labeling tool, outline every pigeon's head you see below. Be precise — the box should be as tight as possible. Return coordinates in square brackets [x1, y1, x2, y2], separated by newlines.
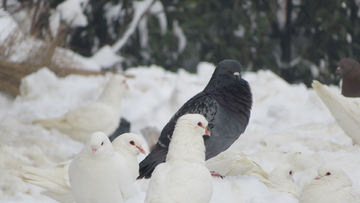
[336, 58, 359, 76]
[178, 114, 211, 137]
[270, 164, 295, 183]
[112, 133, 146, 155]
[212, 59, 243, 81]
[314, 164, 352, 187]
[87, 132, 112, 155]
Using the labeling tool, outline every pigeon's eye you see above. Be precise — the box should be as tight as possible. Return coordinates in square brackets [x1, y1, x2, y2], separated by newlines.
[101, 142, 104, 146]
[130, 141, 135, 145]
[345, 63, 348, 67]
[325, 172, 331, 176]
[226, 68, 230, 71]
[289, 170, 292, 175]
[198, 122, 203, 127]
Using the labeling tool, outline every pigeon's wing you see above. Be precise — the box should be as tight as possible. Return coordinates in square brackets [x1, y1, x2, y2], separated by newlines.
[19, 161, 74, 203]
[65, 102, 116, 132]
[145, 163, 171, 203]
[114, 154, 137, 201]
[313, 80, 360, 144]
[138, 91, 218, 179]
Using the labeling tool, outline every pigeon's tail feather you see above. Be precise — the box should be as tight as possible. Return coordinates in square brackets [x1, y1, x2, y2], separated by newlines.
[33, 117, 72, 130]
[138, 145, 168, 179]
[19, 166, 73, 203]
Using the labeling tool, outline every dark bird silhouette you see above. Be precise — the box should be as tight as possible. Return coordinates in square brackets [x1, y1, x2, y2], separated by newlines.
[336, 58, 360, 97]
[138, 59, 252, 179]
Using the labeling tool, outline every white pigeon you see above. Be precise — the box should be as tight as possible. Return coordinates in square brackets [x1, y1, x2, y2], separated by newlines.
[69, 131, 136, 203]
[34, 74, 128, 142]
[268, 164, 300, 199]
[312, 80, 360, 144]
[20, 132, 144, 203]
[112, 132, 146, 181]
[205, 150, 271, 186]
[145, 114, 213, 203]
[299, 164, 360, 203]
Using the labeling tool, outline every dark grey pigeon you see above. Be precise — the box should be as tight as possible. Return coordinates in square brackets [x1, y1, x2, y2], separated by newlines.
[138, 59, 252, 179]
[336, 58, 360, 97]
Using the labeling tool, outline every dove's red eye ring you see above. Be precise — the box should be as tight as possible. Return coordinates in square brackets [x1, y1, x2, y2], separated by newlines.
[326, 172, 331, 176]
[226, 68, 230, 71]
[130, 141, 135, 145]
[345, 63, 348, 67]
[197, 122, 203, 127]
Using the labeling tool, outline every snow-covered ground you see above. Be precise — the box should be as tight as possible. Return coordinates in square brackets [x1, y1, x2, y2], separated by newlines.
[0, 62, 359, 203]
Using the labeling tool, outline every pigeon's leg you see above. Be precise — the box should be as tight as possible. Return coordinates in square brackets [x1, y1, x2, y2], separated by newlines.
[210, 171, 225, 179]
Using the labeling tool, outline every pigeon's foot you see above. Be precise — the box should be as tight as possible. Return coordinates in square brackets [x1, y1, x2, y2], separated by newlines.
[210, 171, 225, 179]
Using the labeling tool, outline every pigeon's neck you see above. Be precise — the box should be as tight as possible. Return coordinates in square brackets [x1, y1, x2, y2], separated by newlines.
[204, 76, 252, 117]
[97, 84, 125, 106]
[166, 125, 206, 164]
[341, 67, 360, 97]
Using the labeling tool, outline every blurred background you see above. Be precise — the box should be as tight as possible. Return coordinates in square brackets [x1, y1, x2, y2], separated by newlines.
[1, 0, 360, 92]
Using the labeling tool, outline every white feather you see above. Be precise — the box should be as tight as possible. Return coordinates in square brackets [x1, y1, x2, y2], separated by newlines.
[312, 80, 360, 144]
[145, 114, 213, 203]
[34, 74, 127, 142]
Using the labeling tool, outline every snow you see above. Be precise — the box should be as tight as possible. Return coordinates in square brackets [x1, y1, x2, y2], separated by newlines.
[91, 45, 123, 68]
[111, 0, 154, 52]
[172, 20, 186, 53]
[1, 61, 360, 203]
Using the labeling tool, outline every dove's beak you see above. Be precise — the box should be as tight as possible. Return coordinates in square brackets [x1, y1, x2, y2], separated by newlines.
[137, 146, 146, 154]
[335, 67, 341, 74]
[314, 175, 322, 180]
[205, 128, 211, 136]
[92, 147, 98, 154]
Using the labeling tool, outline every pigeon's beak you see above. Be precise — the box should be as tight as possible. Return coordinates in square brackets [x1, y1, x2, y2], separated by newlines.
[233, 72, 241, 80]
[137, 146, 146, 154]
[314, 175, 322, 180]
[205, 128, 211, 136]
[335, 67, 341, 74]
[92, 147, 98, 154]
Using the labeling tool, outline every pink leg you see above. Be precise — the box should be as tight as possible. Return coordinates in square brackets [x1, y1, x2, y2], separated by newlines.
[210, 171, 225, 179]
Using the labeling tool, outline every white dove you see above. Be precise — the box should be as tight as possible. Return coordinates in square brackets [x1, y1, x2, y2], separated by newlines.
[268, 164, 300, 199]
[299, 164, 360, 203]
[34, 74, 128, 142]
[112, 132, 146, 181]
[145, 114, 213, 203]
[205, 150, 271, 186]
[312, 80, 360, 144]
[69, 131, 136, 203]
[20, 132, 144, 203]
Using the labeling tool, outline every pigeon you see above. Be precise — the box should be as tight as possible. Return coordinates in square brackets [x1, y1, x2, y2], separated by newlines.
[144, 114, 213, 203]
[139, 59, 252, 179]
[34, 74, 128, 142]
[312, 80, 360, 144]
[20, 132, 144, 203]
[299, 164, 360, 203]
[336, 58, 360, 97]
[69, 131, 136, 203]
[205, 150, 271, 185]
[268, 164, 300, 199]
[111, 132, 146, 181]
